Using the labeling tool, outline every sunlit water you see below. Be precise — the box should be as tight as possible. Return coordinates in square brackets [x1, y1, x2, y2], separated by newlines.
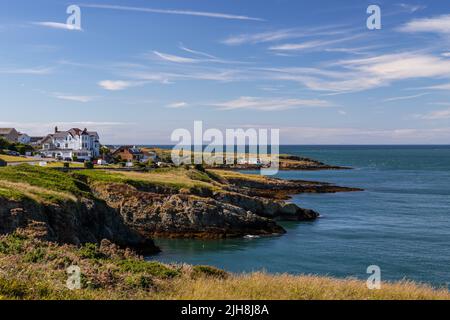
[149, 146, 450, 287]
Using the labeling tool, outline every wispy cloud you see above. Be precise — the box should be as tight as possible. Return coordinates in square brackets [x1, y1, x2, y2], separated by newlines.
[0, 67, 53, 75]
[398, 14, 450, 34]
[52, 93, 96, 103]
[98, 80, 142, 91]
[179, 44, 217, 59]
[166, 101, 188, 109]
[397, 3, 427, 13]
[383, 93, 430, 102]
[211, 96, 331, 111]
[32, 22, 82, 31]
[269, 35, 362, 52]
[222, 26, 350, 46]
[265, 53, 450, 93]
[81, 4, 264, 21]
[426, 82, 450, 90]
[415, 108, 450, 120]
[153, 51, 199, 64]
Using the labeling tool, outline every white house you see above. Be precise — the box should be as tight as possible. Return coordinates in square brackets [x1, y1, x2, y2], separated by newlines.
[40, 127, 100, 161]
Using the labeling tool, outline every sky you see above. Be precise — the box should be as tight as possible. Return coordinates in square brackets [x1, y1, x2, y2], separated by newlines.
[0, 0, 449, 144]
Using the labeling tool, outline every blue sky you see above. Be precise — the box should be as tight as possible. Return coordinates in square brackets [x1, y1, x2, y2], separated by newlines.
[0, 0, 449, 144]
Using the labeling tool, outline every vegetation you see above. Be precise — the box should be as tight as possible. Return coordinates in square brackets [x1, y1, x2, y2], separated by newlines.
[0, 232, 448, 300]
[0, 138, 33, 155]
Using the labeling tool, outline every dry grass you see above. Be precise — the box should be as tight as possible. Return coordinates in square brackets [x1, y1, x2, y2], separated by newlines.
[0, 155, 36, 163]
[161, 273, 450, 300]
[0, 181, 76, 203]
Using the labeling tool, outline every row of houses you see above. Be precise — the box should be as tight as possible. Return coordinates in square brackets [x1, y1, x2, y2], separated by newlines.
[1, 126, 100, 161]
[0, 128, 36, 145]
[1, 126, 157, 163]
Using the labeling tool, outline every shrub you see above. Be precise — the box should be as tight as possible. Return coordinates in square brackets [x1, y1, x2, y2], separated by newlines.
[192, 265, 228, 279]
[0, 159, 6, 167]
[118, 260, 180, 278]
[125, 274, 154, 289]
[23, 247, 47, 263]
[84, 161, 94, 169]
[0, 233, 27, 254]
[78, 243, 106, 260]
[0, 277, 28, 299]
[195, 164, 206, 172]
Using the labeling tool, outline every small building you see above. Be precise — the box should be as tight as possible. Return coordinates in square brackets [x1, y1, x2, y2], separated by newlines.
[29, 136, 44, 147]
[17, 133, 31, 144]
[0, 128, 19, 142]
[112, 146, 144, 162]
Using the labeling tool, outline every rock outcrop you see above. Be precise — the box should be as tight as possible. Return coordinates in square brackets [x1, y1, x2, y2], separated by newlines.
[92, 183, 285, 238]
[0, 196, 159, 254]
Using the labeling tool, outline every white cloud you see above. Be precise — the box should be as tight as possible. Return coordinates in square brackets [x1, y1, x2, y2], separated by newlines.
[415, 108, 450, 120]
[0, 67, 52, 75]
[269, 35, 362, 52]
[81, 4, 263, 21]
[53, 94, 96, 103]
[211, 96, 331, 111]
[222, 26, 350, 46]
[383, 93, 430, 102]
[179, 44, 217, 59]
[153, 51, 198, 63]
[265, 53, 450, 93]
[166, 101, 188, 109]
[397, 3, 426, 13]
[427, 82, 450, 90]
[98, 80, 140, 91]
[33, 22, 82, 31]
[398, 14, 450, 34]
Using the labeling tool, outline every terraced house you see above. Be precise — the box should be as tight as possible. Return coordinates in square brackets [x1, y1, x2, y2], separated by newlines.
[40, 127, 100, 160]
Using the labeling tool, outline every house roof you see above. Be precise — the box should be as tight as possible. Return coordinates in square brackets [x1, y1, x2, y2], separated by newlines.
[112, 146, 143, 155]
[0, 128, 17, 135]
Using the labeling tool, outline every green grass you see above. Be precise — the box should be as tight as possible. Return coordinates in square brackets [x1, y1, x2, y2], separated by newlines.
[0, 165, 90, 198]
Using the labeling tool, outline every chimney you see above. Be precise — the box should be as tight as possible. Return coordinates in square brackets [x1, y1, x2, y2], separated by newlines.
[54, 126, 58, 133]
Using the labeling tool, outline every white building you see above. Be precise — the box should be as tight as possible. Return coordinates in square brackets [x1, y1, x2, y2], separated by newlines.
[40, 127, 100, 161]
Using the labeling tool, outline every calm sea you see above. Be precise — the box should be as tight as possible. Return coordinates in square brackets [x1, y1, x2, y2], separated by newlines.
[150, 145, 450, 287]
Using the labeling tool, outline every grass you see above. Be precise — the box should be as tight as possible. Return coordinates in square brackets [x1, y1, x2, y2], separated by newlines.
[0, 155, 36, 163]
[0, 165, 90, 201]
[0, 232, 448, 300]
[75, 167, 221, 193]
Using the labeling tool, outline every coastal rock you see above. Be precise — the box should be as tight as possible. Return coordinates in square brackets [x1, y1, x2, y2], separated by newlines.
[92, 183, 286, 238]
[0, 195, 159, 254]
[213, 192, 319, 221]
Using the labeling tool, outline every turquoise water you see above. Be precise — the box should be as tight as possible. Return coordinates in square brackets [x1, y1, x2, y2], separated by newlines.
[151, 146, 450, 287]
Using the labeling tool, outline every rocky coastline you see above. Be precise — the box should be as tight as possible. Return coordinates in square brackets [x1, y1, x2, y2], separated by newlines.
[0, 162, 362, 251]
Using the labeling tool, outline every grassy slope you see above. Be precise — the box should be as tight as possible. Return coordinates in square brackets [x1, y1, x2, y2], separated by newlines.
[0, 233, 448, 300]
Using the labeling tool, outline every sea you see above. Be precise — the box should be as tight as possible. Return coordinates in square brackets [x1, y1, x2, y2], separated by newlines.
[149, 145, 450, 288]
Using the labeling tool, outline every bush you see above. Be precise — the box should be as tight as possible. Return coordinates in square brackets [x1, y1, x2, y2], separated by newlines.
[84, 161, 94, 169]
[118, 260, 180, 278]
[23, 247, 47, 263]
[192, 265, 228, 279]
[78, 243, 105, 260]
[0, 159, 6, 167]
